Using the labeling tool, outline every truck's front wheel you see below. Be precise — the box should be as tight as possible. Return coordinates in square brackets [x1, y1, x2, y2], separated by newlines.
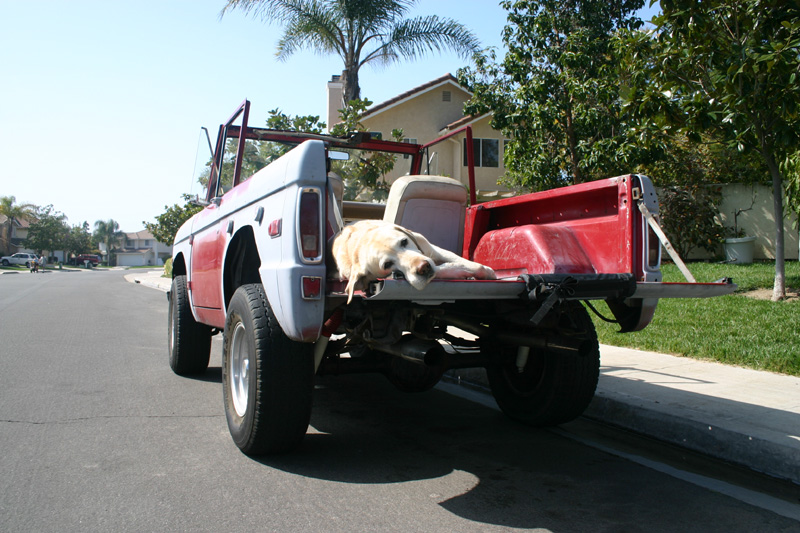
[168, 275, 212, 375]
[222, 284, 314, 455]
[486, 302, 600, 427]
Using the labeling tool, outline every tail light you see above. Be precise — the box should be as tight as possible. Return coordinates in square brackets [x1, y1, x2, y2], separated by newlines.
[297, 188, 322, 263]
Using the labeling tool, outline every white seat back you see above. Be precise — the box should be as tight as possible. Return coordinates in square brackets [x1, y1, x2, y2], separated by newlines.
[383, 175, 467, 254]
[326, 172, 345, 237]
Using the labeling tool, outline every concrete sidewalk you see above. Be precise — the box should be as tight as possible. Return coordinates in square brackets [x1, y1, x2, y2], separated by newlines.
[126, 269, 800, 484]
[586, 345, 800, 484]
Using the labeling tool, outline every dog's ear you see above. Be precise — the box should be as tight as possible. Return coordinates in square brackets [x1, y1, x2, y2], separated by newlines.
[404, 228, 436, 256]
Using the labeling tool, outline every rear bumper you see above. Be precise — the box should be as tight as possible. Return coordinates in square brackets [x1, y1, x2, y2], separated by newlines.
[341, 275, 737, 303]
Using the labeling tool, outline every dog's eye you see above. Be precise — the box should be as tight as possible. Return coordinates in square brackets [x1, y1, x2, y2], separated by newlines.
[382, 260, 394, 270]
[400, 238, 408, 248]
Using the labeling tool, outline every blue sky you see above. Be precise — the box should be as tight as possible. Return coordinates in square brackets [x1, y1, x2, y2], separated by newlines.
[1, 1, 657, 232]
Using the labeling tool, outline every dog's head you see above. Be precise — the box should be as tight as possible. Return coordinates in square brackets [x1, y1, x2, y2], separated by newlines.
[333, 222, 436, 303]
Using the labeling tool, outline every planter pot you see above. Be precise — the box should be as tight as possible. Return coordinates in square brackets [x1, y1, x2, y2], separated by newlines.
[723, 236, 756, 264]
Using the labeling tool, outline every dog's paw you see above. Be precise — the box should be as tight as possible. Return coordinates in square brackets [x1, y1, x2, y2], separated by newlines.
[478, 265, 497, 280]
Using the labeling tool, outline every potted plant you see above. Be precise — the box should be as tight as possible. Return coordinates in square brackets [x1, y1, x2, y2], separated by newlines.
[722, 199, 756, 264]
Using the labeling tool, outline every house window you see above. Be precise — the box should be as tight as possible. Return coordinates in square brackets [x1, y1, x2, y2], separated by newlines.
[402, 138, 417, 159]
[145, 239, 153, 246]
[126, 239, 134, 247]
[442, 91, 451, 102]
[463, 138, 499, 168]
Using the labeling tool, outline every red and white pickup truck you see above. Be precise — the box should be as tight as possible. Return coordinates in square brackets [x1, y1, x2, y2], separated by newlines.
[168, 100, 735, 454]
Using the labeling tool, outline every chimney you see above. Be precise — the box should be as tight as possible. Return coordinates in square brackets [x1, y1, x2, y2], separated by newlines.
[326, 74, 344, 133]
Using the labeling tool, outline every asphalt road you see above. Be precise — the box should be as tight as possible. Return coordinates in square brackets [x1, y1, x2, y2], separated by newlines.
[1, 270, 799, 532]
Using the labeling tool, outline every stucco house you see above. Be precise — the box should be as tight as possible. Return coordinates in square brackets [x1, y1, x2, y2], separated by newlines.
[0, 215, 36, 256]
[100, 230, 172, 267]
[327, 73, 512, 200]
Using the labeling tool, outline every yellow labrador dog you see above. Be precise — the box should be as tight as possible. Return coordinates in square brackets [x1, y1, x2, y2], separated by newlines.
[331, 220, 496, 303]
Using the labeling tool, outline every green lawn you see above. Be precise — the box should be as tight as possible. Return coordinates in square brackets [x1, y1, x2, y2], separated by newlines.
[592, 261, 800, 376]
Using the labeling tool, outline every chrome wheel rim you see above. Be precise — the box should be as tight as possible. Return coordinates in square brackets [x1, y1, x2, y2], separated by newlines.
[230, 321, 250, 417]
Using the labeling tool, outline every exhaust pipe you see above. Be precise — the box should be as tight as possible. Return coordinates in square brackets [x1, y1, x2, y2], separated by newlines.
[440, 316, 590, 357]
[371, 335, 446, 368]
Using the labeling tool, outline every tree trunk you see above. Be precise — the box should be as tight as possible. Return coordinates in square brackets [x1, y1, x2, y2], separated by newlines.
[763, 150, 786, 301]
[342, 68, 361, 105]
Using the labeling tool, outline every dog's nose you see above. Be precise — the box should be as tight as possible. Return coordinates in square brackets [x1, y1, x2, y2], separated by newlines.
[415, 259, 433, 278]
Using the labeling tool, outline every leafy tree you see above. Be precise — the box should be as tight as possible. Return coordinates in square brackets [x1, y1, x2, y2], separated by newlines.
[220, 0, 481, 103]
[64, 222, 94, 259]
[26, 205, 68, 256]
[637, 0, 800, 301]
[144, 195, 204, 245]
[330, 98, 404, 201]
[94, 219, 124, 266]
[198, 109, 326, 191]
[458, 0, 646, 192]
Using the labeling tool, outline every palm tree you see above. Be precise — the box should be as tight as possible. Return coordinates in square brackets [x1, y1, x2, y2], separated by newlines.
[220, 0, 481, 104]
[94, 219, 124, 266]
[0, 195, 36, 221]
[0, 196, 37, 255]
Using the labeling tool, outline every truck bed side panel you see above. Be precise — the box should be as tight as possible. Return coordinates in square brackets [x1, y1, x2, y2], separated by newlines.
[465, 176, 639, 278]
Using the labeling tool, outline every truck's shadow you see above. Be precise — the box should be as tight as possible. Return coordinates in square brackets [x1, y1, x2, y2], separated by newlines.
[253, 374, 774, 531]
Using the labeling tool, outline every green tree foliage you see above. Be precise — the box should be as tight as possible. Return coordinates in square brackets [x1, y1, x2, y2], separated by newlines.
[458, 0, 646, 192]
[144, 195, 204, 245]
[220, 0, 480, 103]
[331, 98, 404, 201]
[64, 222, 94, 259]
[26, 205, 68, 255]
[0, 196, 38, 255]
[199, 109, 326, 190]
[632, 0, 800, 300]
[658, 185, 724, 258]
[0, 195, 37, 221]
[93, 219, 124, 266]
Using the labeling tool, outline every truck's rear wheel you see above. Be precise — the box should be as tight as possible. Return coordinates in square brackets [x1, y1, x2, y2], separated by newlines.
[168, 275, 212, 375]
[222, 284, 313, 455]
[486, 302, 599, 427]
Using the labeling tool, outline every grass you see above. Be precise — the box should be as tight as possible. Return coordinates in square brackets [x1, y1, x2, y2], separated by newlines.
[591, 261, 800, 376]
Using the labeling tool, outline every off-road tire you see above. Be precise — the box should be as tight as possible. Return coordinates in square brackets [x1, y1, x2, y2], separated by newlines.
[222, 283, 314, 455]
[168, 275, 212, 375]
[486, 301, 600, 427]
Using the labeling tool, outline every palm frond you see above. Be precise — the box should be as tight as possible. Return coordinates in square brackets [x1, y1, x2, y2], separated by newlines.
[362, 15, 481, 67]
[275, 2, 346, 60]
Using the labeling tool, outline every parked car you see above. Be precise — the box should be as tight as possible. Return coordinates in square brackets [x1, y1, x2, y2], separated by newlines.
[71, 254, 101, 266]
[1, 253, 39, 267]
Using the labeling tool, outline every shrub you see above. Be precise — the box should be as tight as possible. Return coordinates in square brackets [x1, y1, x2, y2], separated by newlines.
[659, 185, 724, 258]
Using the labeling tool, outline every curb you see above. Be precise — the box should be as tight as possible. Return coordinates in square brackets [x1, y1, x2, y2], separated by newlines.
[445, 366, 800, 485]
[125, 272, 170, 293]
[583, 392, 800, 484]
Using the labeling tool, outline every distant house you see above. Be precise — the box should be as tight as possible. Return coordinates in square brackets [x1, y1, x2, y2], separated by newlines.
[327, 73, 512, 200]
[0, 215, 34, 256]
[101, 230, 172, 267]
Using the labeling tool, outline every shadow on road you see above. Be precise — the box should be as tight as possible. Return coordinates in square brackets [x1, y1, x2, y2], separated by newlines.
[184, 366, 222, 384]
[247, 374, 783, 531]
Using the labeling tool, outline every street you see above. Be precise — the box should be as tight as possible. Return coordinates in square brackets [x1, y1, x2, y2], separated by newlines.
[1, 270, 799, 532]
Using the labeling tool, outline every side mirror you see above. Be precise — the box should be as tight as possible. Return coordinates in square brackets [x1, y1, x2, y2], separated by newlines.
[190, 195, 210, 207]
[329, 150, 350, 161]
